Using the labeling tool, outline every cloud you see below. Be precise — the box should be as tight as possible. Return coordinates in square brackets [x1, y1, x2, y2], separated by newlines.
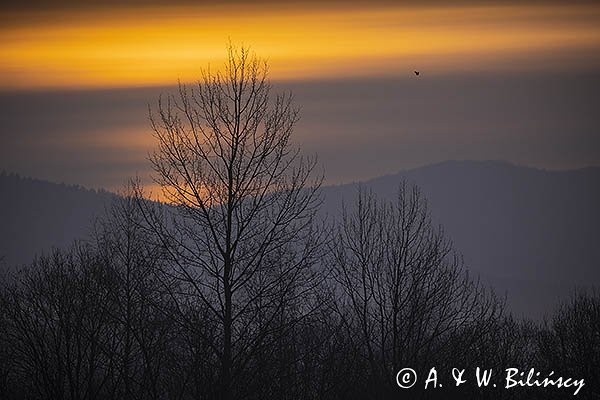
[1, 2, 599, 89]
[1, 72, 598, 190]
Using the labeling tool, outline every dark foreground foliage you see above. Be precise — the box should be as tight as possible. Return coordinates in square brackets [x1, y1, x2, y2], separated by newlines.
[0, 186, 597, 400]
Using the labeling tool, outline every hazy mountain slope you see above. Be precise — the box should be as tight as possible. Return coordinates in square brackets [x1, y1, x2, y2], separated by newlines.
[1, 161, 598, 317]
[321, 160, 600, 317]
[0, 172, 115, 269]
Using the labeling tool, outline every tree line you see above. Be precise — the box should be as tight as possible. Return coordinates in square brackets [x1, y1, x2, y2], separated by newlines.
[0, 46, 598, 400]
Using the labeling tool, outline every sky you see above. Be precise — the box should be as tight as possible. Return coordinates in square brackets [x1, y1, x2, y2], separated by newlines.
[1, 0, 599, 191]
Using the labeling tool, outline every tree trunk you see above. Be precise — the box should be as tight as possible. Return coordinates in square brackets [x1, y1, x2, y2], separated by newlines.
[222, 257, 232, 400]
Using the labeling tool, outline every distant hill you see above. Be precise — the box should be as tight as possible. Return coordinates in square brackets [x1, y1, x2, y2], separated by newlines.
[1, 161, 599, 317]
[321, 160, 600, 317]
[0, 172, 116, 269]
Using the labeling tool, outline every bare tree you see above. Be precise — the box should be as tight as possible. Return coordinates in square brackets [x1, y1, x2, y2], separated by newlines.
[538, 290, 600, 398]
[140, 45, 324, 400]
[0, 247, 118, 400]
[330, 183, 502, 397]
[93, 186, 187, 400]
[0, 192, 199, 400]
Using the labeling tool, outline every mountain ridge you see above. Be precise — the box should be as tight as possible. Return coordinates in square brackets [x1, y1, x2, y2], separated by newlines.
[319, 160, 600, 317]
[1, 161, 598, 317]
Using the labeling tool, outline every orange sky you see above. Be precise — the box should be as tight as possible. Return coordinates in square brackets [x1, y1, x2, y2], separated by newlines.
[1, 3, 600, 89]
[1, 2, 599, 196]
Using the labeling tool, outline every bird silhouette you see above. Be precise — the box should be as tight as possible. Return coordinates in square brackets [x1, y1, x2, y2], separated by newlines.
[414, 71, 420, 76]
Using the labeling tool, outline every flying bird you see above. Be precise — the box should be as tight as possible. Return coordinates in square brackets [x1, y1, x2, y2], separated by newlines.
[414, 71, 420, 76]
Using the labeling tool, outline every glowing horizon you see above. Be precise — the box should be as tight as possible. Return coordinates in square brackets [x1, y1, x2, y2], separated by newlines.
[1, 3, 600, 89]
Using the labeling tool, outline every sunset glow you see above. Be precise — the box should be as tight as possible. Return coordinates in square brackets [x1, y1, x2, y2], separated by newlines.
[1, 3, 600, 89]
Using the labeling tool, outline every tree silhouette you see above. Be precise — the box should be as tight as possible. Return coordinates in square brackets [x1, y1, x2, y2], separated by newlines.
[140, 44, 324, 400]
[1, 247, 118, 399]
[330, 184, 502, 397]
[537, 291, 600, 398]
